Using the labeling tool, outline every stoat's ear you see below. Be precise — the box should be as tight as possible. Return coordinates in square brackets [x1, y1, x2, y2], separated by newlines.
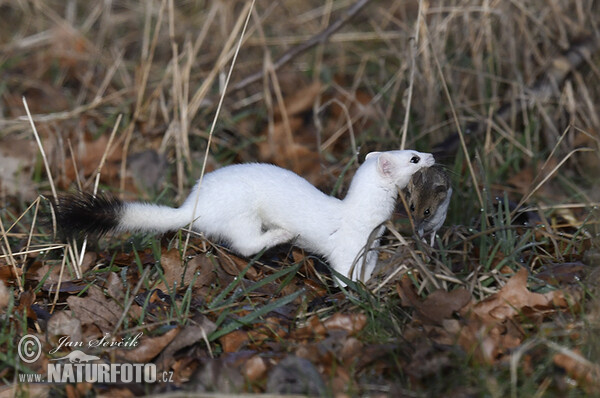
[376, 153, 396, 178]
[365, 151, 381, 160]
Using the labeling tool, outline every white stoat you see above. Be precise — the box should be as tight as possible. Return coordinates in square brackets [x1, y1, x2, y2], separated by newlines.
[55, 150, 435, 284]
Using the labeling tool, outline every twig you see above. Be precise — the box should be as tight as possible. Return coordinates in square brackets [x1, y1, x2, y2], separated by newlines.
[0, 215, 23, 292]
[23, 97, 58, 202]
[400, 0, 424, 149]
[230, 0, 372, 93]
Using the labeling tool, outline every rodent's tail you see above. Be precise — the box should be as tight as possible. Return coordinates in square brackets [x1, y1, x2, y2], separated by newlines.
[54, 192, 190, 238]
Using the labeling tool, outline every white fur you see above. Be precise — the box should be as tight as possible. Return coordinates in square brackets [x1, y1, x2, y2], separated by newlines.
[117, 150, 435, 284]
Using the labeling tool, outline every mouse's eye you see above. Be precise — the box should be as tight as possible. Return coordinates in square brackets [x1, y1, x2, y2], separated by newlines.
[424, 208, 430, 217]
[410, 204, 415, 212]
[410, 156, 420, 164]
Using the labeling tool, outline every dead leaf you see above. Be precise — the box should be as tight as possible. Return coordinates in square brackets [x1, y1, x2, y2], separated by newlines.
[62, 133, 123, 189]
[219, 330, 250, 353]
[156, 248, 183, 292]
[67, 286, 122, 332]
[79, 252, 97, 274]
[536, 262, 586, 285]
[243, 355, 268, 382]
[453, 268, 581, 364]
[155, 315, 216, 370]
[0, 263, 22, 281]
[0, 281, 10, 309]
[182, 255, 212, 288]
[218, 251, 259, 280]
[323, 313, 367, 335]
[16, 290, 37, 321]
[339, 337, 363, 362]
[465, 268, 553, 324]
[292, 315, 327, 339]
[116, 327, 179, 363]
[257, 83, 326, 184]
[408, 287, 472, 325]
[106, 272, 125, 301]
[273, 82, 322, 119]
[47, 311, 83, 347]
[27, 261, 64, 285]
[0, 139, 37, 199]
[553, 349, 600, 393]
[506, 158, 559, 199]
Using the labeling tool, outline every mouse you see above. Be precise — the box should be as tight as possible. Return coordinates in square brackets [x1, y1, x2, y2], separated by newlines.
[405, 164, 452, 246]
[54, 150, 435, 285]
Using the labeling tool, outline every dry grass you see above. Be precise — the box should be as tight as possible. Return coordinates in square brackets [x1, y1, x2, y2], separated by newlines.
[1, 0, 599, 396]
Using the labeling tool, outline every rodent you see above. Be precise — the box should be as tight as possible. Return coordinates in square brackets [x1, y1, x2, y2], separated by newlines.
[54, 150, 435, 285]
[405, 164, 452, 245]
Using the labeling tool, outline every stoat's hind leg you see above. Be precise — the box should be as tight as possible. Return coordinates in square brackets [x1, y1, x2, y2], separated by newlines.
[226, 222, 295, 257]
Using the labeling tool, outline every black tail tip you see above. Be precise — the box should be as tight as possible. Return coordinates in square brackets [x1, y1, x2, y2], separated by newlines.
[51, 192, 124, 239]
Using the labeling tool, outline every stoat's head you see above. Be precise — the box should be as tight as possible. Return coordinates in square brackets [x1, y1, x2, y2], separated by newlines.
[365, 150, 435, 190]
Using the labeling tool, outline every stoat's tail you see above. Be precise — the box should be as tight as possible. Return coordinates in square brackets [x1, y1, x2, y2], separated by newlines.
[54, 192, 191, 237]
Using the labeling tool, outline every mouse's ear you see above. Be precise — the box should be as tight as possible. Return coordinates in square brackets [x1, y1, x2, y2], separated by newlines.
[412, 169, 424, 185]
[376, 153, 396, 178]
[434, 184, 449, 198]
[365, 151, 381, 160]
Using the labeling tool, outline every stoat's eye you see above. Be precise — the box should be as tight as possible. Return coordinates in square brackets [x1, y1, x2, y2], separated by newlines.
[424, 208, 430, 217]
[410, 204, 415, 212]
[410, 156, 420, 164]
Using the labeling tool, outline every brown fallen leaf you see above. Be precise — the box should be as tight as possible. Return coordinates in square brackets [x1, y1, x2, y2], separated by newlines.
[257, 82, 327, 184]
[0, 263, 22, 281]
[464, 268, 554, 324]
[553, 348, 600, 394]
[67, 286, 122, 333]
[398, 281, 472, 325]
[105, 272, 125, 301]
[116, 327, 179, 363]
[292, 315, 327, 339]
[220, 330, 249, 353]
[156, 248, 184, 292]
[46, 311, 83, 348]
[0, 138, 38, 199]
[454, 268, 582, 363]
[323, 313, 367, 335]
[0, 281, 10, 309]
[339, 337, 363, 362]
[16, 290, 37, 321]
[62, 133, 123, 189]
[217, 251, 259, 280]
[243, 355, 268, 382]
[536, 261, 586, 285]
[185, 255, 216, 288]
[273, 82, 322, 119]
[155, 315, 217, 370]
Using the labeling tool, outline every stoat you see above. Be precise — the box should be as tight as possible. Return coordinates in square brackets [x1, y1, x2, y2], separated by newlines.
[405, 164, 452, 246]
[55, 150, 435, 284]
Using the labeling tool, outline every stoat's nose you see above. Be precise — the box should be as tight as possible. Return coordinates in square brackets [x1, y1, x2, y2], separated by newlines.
[426, 153, 435, 166]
